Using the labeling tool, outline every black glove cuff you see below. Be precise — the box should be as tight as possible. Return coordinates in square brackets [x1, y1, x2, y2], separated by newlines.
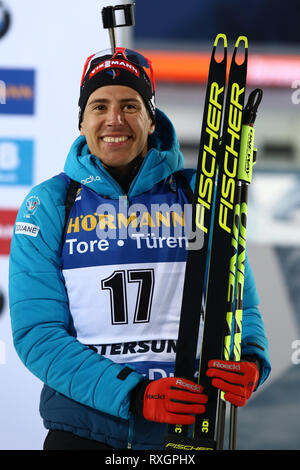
[129, 379, 151, 415]
[241, 354, 262, 379]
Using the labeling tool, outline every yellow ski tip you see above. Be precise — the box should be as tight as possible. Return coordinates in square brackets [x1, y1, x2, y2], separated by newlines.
[235, 35, 248, 49]
[214, 33, 228, 48]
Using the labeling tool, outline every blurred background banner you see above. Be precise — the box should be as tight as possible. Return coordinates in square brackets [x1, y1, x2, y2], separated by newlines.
[1, 0, 300, 450]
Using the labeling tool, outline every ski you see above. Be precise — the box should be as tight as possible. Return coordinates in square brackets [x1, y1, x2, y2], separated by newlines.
[164, 34, 251, 451]
[165, 33, 227, 448]
[193, 35, 248, 449]
[225, 88, 263, 450]
[214, 88, 258, 449]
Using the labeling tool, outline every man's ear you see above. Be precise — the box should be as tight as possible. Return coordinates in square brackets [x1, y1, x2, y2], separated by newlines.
[148, 120, 155, 135]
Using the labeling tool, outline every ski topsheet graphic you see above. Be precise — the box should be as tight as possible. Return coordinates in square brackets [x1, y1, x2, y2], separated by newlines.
[165, 34, 262, 451]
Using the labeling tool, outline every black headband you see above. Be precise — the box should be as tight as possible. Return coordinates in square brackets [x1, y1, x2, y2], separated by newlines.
[78, 55, 155, 128]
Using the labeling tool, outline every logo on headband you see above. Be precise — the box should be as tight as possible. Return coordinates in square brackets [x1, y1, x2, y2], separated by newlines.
[106, 69, 121, 80]
[89, 59, 140, 80]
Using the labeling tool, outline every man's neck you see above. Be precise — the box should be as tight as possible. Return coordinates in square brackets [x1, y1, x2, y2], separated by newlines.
[105, 154, 144, 193]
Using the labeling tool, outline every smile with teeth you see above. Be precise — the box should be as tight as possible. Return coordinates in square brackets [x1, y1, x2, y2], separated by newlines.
[102, 136, 131, 143]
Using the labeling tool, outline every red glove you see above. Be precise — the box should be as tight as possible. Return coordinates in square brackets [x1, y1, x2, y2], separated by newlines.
[143, 377, 208, 425]
[206, 359, 259, 407]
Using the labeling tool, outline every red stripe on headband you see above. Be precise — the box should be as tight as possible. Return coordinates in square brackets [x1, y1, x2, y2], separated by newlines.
[80, 54, 96, 86]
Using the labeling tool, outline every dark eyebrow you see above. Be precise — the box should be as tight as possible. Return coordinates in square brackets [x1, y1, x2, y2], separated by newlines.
[119, 98, 141, 104]
[88, 97, 141, 107]
[88, 98, 109, 107]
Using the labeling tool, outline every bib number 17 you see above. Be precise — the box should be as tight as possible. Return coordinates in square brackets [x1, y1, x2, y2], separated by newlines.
[101, 268, 155, 325]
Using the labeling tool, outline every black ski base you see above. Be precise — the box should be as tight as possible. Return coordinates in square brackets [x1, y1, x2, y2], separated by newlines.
[164, 433, 216, 451]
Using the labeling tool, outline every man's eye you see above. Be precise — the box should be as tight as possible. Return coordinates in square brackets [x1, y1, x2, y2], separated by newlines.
[124, 103, 137, 112]
[91, 104, 106, 112]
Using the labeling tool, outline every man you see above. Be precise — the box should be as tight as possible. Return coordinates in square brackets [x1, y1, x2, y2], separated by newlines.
[9, 47, 270, 450]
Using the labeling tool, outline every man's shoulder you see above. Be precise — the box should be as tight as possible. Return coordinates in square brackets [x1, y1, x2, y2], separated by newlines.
[27, 172, 71, 206]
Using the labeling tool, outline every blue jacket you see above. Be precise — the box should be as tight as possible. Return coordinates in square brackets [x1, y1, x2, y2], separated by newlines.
[9, 109, 271, 449]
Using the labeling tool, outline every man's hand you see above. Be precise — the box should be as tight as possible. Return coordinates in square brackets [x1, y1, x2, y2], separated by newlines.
[131, 376, 208, 425]
[143, 377, 208, 424]
[206, 359, 259, 407]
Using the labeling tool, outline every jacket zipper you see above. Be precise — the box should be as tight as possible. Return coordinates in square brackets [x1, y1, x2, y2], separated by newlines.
[127, 414, 134, 449]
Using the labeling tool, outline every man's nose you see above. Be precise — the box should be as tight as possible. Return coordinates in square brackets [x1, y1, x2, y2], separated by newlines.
[106, 105, 124, 125]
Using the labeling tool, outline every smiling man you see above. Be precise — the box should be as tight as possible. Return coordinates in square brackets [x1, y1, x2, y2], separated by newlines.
[80, 85, 155, 173]
[9, 47, 271, 451]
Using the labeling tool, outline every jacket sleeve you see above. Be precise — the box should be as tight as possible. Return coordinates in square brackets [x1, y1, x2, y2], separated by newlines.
[8, 176, 144, 420]
[240, 256, 271, 386]
[184, 168, 271, 387]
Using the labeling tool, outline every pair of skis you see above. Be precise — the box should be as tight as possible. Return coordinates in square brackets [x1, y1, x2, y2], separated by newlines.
[164, 34, 262, 451]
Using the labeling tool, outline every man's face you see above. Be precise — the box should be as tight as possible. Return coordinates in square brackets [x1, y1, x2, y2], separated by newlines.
[80, 85, 155, 173]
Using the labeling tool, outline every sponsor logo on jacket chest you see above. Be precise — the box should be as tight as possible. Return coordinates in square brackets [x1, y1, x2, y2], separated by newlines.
[64, 200, 192, 255]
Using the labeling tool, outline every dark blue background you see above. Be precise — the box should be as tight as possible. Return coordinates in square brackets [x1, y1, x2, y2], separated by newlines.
[135, 0, 300, 44]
